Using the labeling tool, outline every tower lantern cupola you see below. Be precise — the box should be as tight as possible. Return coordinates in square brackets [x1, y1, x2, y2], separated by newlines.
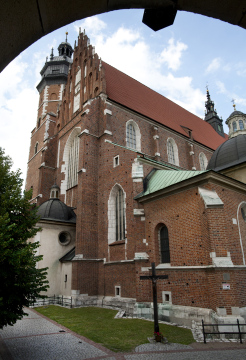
[36, 32, 74, 94]
[58, 32, 73, 58]
[225, 101, 246, 139]
[50, 183, 60, 199]
[204, 89, 225, 137]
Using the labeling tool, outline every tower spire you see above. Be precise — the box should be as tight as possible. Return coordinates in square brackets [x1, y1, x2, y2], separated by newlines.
[50, 47, 54, 60]
[204, 89, 224, 137]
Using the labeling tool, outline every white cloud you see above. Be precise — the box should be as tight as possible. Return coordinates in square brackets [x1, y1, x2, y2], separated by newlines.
[82, 26, 203, 116]
[216, 80, 246, 110]
[74, 16, 107, 37]
[160, 38, 188, 71]
[216, 80, 227, 94]
[236, 62, 246, 77]
[206, 58, 221, 73]
[0, 56, 39, 182]
[222, 64, 231, 72]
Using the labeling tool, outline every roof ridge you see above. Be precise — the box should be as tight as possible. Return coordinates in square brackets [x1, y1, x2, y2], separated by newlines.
[102, 61, 203, 120]
[102, 61, 228, 151]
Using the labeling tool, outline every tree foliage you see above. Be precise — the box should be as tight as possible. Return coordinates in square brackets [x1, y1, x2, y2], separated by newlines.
[0, 148, 48, 328]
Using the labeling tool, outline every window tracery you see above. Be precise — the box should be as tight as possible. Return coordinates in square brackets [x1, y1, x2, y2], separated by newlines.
[167, 138, 179, 166]
[126, 120, 141, 151]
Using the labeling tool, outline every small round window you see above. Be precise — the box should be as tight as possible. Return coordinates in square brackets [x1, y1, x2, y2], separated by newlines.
[58, 231, 71, 246]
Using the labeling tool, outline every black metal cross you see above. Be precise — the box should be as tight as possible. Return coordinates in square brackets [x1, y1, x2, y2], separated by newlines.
[140, 262, 168, 333]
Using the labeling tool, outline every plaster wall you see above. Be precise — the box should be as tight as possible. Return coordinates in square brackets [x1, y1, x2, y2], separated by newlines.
[223, 166, 246, 184]
[34, 221, 76, 296]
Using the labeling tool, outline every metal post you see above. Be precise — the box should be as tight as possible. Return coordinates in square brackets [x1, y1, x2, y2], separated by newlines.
[237, 319, 242, 344]
[152, 263, 159, 333]
[202, 320, 206, 344]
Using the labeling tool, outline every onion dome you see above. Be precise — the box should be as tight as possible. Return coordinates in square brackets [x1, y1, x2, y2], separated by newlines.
[207, 134, 246, 171]
[37, 199, 76, 223]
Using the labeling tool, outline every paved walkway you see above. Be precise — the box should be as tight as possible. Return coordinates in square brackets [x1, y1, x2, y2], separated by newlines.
[0, 308, 246, 360]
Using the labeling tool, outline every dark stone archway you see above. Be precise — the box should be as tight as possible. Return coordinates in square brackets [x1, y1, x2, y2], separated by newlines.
[1, 0, 246, 72]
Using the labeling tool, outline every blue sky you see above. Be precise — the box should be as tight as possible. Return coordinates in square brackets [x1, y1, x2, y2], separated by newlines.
[1, 9, 246, 184]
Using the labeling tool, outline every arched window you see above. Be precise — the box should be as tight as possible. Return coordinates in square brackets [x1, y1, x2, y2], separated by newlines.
[199, 152, 208, 171]
[239, 120, 244, 130]
[160, 225, 170, 263]
[60, 128, 81, 200]
[115, 188, 125, 241]
[34, 142, 38, 155]
[67, 134, 79, 189]
[108, 185, 126, 244]
[50, 93, 57, 100]
[167, 138, 179, 166]
[126, 120, 141, 151]
[233, 121, 237, 132]
[126, 123, 136, 149]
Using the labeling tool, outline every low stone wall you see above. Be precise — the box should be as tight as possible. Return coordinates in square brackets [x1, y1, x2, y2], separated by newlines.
[134, 302, 214, 327]
[71, 293, 136, 315]
[70, 293, 246, 339]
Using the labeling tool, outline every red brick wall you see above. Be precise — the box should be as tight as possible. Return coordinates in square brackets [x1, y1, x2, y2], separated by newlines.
[27, 31, 246, 315]
[137, 182, 246, 311]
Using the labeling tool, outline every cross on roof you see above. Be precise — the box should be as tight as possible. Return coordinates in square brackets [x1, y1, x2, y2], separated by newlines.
[231, 99, 236, 110]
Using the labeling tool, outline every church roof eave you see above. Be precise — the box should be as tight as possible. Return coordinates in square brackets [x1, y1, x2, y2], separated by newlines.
[136, 170, 246, 203]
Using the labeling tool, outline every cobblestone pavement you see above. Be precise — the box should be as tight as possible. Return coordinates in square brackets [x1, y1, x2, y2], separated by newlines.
[0, 308, 246, 360]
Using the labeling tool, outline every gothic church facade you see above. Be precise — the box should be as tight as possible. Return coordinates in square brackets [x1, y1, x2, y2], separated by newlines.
[26, 31, 246, 326]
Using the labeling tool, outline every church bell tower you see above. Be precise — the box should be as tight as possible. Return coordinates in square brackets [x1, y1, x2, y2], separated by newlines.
[25, 34, 74, 204]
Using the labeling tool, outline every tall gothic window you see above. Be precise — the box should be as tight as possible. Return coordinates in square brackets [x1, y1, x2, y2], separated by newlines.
[167, 138, 179, 166]
[108, 185, 126, 244]
[115, 188, 125, 241]
[34, 142, 38, 155]
[167, 140, 175, 164]
[239, 120, 244, 130]
[160, 225, 170, 263]
[67, 135, 79, 189]
[199, 152, 208, 171]
[126, 123, 136, 149]
[126, 120, 141, 151]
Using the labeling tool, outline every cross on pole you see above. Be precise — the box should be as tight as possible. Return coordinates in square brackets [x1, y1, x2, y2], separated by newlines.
[140, 262, 168, 333]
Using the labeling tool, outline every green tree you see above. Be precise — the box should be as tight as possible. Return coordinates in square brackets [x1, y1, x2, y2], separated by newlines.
[0, 148, 48, 328]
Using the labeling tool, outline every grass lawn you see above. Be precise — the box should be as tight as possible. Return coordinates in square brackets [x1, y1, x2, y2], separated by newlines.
[35, 305, 194, 352]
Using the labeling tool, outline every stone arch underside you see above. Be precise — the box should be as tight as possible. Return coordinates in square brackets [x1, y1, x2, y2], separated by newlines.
[1, 0, 246, 73]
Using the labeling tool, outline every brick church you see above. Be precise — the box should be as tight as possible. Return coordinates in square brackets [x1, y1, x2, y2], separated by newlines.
[26, 30, 246, 326]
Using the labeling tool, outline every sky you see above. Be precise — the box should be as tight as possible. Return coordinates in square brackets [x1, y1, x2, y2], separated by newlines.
[1, 9, 246, 186]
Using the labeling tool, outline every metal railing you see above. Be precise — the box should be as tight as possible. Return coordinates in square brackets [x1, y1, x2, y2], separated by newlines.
[202, 319, 246, 344]
[32, 295, 73, 308]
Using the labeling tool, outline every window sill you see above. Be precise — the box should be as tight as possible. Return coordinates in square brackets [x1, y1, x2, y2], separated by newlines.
[66, 184, 78, 191]
[109, 240, 125, 246]
[156, 263, 171, 269]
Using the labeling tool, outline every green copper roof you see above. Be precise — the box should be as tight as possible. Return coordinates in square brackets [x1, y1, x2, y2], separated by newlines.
[137, 170, 207, 198]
